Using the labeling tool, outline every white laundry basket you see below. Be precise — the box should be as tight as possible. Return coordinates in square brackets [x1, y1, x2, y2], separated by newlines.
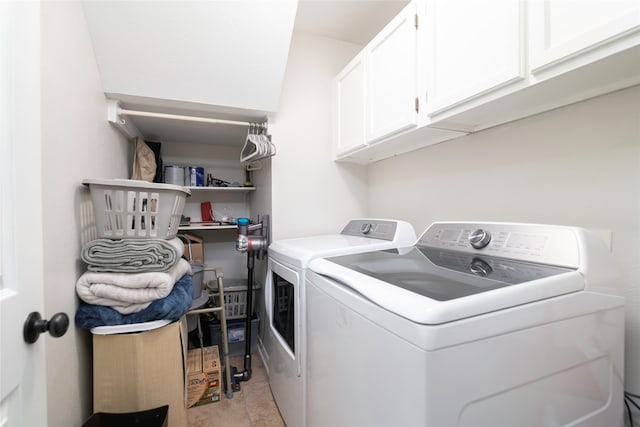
[83, 179, 190, 239]
[207, 279, 261, 320]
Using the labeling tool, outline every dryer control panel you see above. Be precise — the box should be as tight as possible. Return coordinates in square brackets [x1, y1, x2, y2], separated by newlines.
[418, 222, 581, 269]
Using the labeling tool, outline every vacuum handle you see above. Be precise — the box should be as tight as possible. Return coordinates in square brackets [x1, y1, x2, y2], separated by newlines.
[236, 218, 250, 253]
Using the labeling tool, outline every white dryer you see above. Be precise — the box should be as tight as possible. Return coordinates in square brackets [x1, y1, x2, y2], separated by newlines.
[261, 219, 416, 427]
[306, 221, 625, 427]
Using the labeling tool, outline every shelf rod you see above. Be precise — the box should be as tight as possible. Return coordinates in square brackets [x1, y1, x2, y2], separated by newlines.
[118, 107, 253, 127]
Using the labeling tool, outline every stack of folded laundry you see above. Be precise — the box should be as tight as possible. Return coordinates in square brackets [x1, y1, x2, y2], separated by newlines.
[75, 237, 194, 329]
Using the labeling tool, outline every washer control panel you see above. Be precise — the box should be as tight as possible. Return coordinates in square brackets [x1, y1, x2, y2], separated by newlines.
[341, 219, 397, 241]
[418, 222, 581, 268]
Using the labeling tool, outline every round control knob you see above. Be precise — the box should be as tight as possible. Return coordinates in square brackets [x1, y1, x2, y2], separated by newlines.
[469, 229, 491, 249]
[360, 223, 372, 234]
[469, 258, 493, 277]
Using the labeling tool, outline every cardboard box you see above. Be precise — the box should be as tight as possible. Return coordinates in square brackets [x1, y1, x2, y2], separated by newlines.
[186, 345, 221, 407]
[181, 232, 204, 264]
[92, 319, 188, 427]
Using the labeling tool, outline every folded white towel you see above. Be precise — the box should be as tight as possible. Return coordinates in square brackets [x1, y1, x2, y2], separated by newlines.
[82, 237, 184, 273]
[76, 258, 191, 314]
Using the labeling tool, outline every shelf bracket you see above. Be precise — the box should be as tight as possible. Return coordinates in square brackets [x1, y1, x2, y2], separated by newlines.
[107, 99, 142, 140]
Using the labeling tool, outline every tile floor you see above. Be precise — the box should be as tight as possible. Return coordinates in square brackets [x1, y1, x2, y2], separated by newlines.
[188, 354, 286, 427]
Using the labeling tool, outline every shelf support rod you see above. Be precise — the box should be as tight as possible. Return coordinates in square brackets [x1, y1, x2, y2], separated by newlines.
[118, 107, 254, 127]
[107, 100, 268, 141]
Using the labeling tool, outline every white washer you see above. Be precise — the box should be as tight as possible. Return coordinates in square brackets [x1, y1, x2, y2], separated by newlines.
[261, 219, 417, 427]
[307, 221, 625, 427]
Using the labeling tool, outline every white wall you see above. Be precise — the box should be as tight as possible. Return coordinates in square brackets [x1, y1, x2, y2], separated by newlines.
[367, 85, 640, 391]
[270, 32, 368, 240]
[41, 3, 130, 425]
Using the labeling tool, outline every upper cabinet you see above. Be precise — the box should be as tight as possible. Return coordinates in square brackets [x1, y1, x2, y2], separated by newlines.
[425, 0, 640, 132]
[424, 0, 525, 118]
[529, 0, 640, 75]
[333, 1, 466, 163]
[366, 3, 419, 143]
[333, 0, 640, 164]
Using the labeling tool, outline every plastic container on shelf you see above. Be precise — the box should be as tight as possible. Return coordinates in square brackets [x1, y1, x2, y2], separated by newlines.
[83, 178, 190, 239]
[206, 278, 261, 320]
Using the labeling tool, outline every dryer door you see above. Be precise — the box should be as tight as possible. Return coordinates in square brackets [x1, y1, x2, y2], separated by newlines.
[264, 257, 306, 427]
[264, 257, 301, 373]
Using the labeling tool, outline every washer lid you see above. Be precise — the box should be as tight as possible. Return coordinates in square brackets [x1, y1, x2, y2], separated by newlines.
[309, 247, 584, 324]
[269, 234, 401, 269]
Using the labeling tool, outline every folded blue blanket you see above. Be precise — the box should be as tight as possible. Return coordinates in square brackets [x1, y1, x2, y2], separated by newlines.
[75, 273, 194, 329]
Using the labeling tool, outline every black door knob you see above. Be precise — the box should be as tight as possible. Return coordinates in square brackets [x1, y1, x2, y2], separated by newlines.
[23, 312, 69, 344]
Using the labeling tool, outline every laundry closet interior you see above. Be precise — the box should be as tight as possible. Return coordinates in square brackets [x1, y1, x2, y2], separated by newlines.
[79, 0, 298, 284]
[110, 105, 272, 282]
[72, 2, 301, 424]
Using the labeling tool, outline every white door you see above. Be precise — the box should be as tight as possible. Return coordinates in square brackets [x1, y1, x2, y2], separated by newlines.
[0, 2, 49, 425]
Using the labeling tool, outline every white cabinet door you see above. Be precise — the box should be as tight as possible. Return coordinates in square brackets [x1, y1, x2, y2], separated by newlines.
[366, 2, 418, 143]
[529, 0, 640, 74]
[424, 0, 525, 117]
[334, 53, 366, 157]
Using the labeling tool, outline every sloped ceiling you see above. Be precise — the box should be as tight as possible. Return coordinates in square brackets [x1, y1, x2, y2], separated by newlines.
[83, 0, 297, 113]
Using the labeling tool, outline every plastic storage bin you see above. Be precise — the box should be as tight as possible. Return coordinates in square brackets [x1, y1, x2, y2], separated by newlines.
[209, 316, 259, 356]
[83, 179, 190, 239]
[207, 279, 261, 320]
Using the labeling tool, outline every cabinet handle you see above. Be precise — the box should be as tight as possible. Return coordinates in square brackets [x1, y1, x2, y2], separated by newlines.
[415, 97, 420, 113]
